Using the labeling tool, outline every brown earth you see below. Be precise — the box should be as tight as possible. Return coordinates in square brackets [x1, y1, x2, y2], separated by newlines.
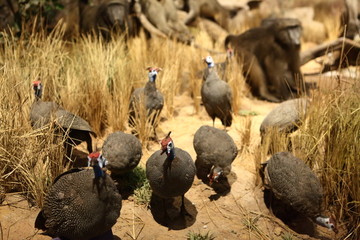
[0, 59, 343, 240]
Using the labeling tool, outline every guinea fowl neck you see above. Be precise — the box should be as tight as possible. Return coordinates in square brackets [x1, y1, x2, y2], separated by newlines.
[34, 86, 42, 101]
[92, 164, 105, 178]
[207, 62, 215, 68]
[149, 73, 157, 83]
[166, 147, 175, 161]
[144, 80, 157, 93]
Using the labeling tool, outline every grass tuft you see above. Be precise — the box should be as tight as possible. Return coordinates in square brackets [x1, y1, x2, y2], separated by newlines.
[186, 230, 216, 240]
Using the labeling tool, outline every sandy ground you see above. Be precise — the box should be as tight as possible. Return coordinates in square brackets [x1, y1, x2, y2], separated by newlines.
[0, 59, 342, 240]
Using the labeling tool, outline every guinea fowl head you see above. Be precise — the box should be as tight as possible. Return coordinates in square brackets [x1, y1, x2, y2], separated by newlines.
[160, 131, 175, 160]
[208, 166, 223, 185]
[88, 152, 106, 178]
[146, 67, 162, 82]
[203, 56, 215, 68]
[315, 215, 338, 234]
[32, 80, 43, 100]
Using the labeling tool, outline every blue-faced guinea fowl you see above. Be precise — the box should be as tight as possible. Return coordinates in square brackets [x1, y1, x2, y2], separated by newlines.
[30, 80, 96, 154]
[146, 131, 196, 217]
[201, 56, 233, 128]
[193, 125, 238, 185]
[260, 152, 338, 234]
[101, 131, 143, 175]
[35, 152, 122, 240]
[129, 67, 164, 136]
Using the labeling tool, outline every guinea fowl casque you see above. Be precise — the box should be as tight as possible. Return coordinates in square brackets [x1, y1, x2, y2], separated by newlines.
[193, 125, 238, 185]
[30, 80, 96, 155]
[129, 67, 164, 137]
[201, 56, 233, 128]
[260, 152, 338, 233]
[146, 131, 196, 219]
[101, 131, 143, 175]
[35, 152, 122, 240]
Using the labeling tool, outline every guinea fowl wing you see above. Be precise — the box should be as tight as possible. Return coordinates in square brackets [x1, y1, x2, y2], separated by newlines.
[37, 169, 121, 239]
[146, 148, 195, 199]
[260, 98, 308, 133]
[193, 125, 237, 170]
[266, 152, 323, 217]
[54, 109, 95, 135]
[102, 131, 142, 174]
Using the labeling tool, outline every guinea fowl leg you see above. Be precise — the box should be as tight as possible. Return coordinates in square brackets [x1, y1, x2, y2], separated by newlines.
[180, 195, 192, 217]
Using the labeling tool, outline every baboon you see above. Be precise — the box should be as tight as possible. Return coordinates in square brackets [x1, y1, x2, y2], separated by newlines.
[225, 18, 304, 102]
[45, 0, 81, 39]
[174, 0, 261, 31]
[137, 0, 192, 43]
[80, 0, 135, 40]
[0, 0, 18, 34]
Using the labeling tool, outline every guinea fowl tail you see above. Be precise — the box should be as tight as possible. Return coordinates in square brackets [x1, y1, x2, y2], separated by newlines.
[222, 113, 232, 127]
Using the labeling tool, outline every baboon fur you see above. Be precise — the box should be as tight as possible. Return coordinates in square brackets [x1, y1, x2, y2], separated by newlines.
[225, 18, 305, 102]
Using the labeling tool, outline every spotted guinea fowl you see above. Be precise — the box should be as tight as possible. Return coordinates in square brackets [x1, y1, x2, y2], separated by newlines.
[146, 131, 195, 217]
[193, 125, 238, 184]
[101, 131, 143, 175]
[35, 152, 122, 240]
[260, 98, 308, 137]
[201, 56, 233, 128]
[260, 152, 338, 233]
[30, 80, 96, 154]
[128, 67, 164, 135]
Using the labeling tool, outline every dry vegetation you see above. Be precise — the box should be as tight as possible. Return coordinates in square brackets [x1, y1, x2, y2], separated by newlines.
[0, 16, 359, 240]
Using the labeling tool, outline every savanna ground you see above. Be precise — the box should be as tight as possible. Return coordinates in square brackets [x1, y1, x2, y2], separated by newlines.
[0, 1, 359, 240]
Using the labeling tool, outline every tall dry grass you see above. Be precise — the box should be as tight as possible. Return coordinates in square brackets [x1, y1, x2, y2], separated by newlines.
[258, 78, 360, 238]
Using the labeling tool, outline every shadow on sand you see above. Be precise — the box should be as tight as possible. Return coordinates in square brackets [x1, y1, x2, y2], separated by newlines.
[149, 194, 197, 230]
[196, 167, 237, 201]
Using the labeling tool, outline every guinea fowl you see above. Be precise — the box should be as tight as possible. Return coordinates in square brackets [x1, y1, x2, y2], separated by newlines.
[193, 125, 238, 185]
[260, 98, 308, 136]
[35, 152, 122, 240]
[146, 132, 196, 219]
[129, 67, 164, 137]
[101, 131, 143, 175]
[201, 56, 233, 128]
[30, 80, 96, 154]
[260, 152, 338, 233]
